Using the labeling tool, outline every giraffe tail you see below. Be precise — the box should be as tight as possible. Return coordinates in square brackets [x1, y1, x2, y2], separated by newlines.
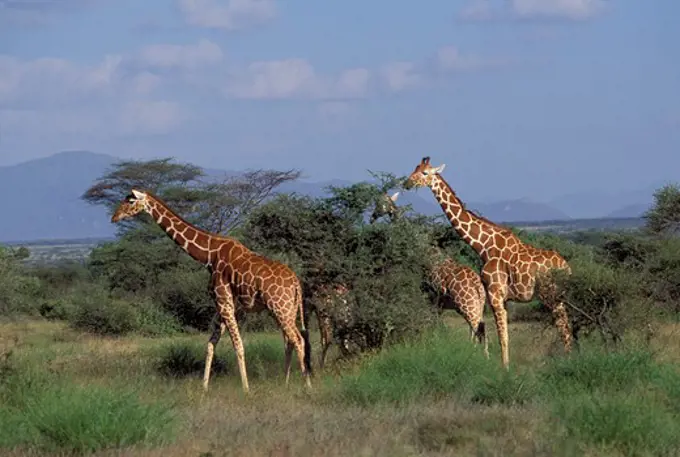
[297, 283, 313, 376]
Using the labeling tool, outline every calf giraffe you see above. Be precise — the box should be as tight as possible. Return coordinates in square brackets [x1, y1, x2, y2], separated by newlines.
[405, 157, 572, 369]
[370, 191, 402, 223]
[111, 189, 312, 392]
[429, 253, 489, 358]
[309, 283, 352, 368]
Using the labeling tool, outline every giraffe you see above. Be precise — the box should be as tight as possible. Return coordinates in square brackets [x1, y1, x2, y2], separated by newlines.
[404, 157, 572, 369]
[369, 189, 489, 356]
[110, 189, 312, 392]
[308, 283, 352, 369]
[429, 248, 489, 358]
[369, 191, 402, 223]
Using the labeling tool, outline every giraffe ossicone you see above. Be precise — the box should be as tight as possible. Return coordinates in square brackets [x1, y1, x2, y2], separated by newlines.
[405, 157, 572, 369]
[111, 188, 313, 393]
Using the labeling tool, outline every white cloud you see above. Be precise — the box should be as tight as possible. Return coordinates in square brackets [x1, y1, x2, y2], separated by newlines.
[381, 62, 422, 92]
[118, 100, 186, 136]
[458, 0, 497, 21]
[177, 0, 276, 30]
[0, 0, 100, 26]
[224, 59, 320, 99]
[458, 0, 606, 21]
[0, 40, 224, 136]
[0, 38, 503, 140]
[511, 0, 605, 19]
[136, 39, 224, 69]
[223, 60, 372, 100]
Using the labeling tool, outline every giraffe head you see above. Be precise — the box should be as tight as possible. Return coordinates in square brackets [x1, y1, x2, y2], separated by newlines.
[370, 191, 401, 223]
[111, 189, 151, 223]
[404, 156, 446, 190]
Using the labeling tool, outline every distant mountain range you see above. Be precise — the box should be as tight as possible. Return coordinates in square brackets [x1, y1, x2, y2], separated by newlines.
[0, 151, 661, 242]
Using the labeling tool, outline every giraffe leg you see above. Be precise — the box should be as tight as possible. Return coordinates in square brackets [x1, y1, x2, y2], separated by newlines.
[283, 332, 293, 385]
[223, 311, 250, 393]
[282, 323, 312, 388]
[318, 311, 332, 370]
[203, 312, 226, 391]
[477, 321, 489, 359]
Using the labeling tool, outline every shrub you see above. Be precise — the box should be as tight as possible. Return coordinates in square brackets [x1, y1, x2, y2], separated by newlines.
[0, 246, 43, 316]
[67, 282, 180, 336]
[550, 257, 653, 345]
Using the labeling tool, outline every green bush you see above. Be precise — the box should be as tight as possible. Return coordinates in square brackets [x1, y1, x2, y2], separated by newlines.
[65, 282, 180, 336]
[549, 256, 653, 345]
[0, 245, 43, 315]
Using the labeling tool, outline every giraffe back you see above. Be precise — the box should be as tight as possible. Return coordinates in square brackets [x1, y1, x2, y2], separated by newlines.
[430, 258, 486, 318]
[215, 238, 302, 312]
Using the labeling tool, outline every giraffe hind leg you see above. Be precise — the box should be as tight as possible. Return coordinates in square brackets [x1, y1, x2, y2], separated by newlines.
[203, 312, 225, 391]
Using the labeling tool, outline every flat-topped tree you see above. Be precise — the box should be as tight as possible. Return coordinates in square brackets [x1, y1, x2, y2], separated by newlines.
[404, 156, 572, 368]
[110, 189, 312, 392]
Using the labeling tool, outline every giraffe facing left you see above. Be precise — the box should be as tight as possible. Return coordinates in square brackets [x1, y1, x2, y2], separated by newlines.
[110, 189, 312, 393]
[370, 191, 402, 223]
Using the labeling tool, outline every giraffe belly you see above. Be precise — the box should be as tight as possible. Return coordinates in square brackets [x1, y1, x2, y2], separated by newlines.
[236, 294, 267, 313]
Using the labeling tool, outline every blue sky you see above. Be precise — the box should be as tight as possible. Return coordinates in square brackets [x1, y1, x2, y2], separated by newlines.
[0, 0, 678, 201]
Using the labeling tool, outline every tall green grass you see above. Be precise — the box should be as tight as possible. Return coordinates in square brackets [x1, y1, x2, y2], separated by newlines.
[0, 353, 176, 454]
[330, 327, 524, 406]
[154, 334, 287, 381]
[330, 329, 680, 456]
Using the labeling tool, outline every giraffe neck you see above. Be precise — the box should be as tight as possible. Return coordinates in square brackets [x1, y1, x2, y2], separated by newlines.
[146, 198, 213, 266]
[428, 175, 499, 263]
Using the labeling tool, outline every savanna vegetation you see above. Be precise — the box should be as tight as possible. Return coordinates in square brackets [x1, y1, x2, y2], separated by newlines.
[1, 158, 679, 456]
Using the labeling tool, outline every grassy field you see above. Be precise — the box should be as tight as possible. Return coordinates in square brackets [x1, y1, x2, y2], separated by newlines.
[1, 312, 679, 457]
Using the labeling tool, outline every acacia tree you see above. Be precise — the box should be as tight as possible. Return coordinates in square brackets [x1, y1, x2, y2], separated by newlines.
[82, 157, 301, 236]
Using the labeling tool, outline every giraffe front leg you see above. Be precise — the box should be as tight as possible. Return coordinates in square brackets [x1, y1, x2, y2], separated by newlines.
[223, 312, 249, 394]
[203, 312, 225, 391]
[489, 295, 510, 369]
[212, 285, 250, 394]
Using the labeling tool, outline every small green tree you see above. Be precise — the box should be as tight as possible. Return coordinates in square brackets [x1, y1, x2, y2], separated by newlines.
[644, 183, 680, 236]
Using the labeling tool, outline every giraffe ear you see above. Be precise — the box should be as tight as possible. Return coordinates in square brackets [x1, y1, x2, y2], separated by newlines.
[390, 191, 400, 202]
[432, 164, 446, 174]
[131, 190, 147, 200]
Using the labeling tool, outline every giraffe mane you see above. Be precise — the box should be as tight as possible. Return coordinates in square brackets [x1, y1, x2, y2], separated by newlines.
[436, 176, 515, 236]
[140, 190, 229, 239]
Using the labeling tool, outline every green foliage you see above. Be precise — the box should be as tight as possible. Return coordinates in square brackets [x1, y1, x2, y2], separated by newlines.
[644, 183, 680, 236]
[0, 355, 176, 454]
[552, 257, 652, 345]
[67, 282, 180, 336]
[644, 237, 680, 314]
[0, 245, 42, 315]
